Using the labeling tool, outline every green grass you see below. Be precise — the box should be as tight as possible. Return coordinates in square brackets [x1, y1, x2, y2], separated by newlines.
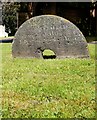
[43, 49, 55, 56]
[1, 43, 96, 118]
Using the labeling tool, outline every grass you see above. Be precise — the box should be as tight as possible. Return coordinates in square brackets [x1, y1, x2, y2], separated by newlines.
[43, 49, 55, 55]
[1, 43, 96, 118]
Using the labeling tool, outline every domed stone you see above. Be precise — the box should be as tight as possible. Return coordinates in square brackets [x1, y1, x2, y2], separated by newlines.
[12, 15, 89, 58]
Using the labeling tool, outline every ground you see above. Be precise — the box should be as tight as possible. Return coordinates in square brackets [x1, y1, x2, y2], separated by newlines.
[1, 43, 96, 118]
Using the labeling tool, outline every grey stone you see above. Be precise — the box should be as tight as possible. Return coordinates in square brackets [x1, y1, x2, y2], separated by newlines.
[12, 15, 89, 58]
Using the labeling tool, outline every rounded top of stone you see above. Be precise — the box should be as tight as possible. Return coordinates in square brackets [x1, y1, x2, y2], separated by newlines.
[21, 15, 74, 27]
[29, 14, 70, 22]
[16, 15, 84, 39]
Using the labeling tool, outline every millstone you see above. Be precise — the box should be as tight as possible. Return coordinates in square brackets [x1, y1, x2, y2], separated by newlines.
[12, 15, 89, 58]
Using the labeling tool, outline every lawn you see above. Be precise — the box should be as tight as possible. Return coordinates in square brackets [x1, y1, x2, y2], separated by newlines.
[1, 43, 96, 118]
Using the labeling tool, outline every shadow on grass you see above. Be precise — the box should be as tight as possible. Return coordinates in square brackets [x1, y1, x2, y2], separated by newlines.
[43, 55, 56, 59]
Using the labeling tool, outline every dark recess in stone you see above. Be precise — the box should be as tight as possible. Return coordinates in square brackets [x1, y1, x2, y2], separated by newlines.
[43, 55, 56, 59]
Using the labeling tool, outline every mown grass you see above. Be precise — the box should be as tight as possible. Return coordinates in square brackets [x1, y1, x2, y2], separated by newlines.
[1, 43, 96, 118]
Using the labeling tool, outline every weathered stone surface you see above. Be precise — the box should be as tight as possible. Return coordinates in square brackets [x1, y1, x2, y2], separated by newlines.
[12, 15, 89, 58]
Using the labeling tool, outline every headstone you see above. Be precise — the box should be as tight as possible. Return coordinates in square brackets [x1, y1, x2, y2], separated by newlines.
[12, 15, 89, 58]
